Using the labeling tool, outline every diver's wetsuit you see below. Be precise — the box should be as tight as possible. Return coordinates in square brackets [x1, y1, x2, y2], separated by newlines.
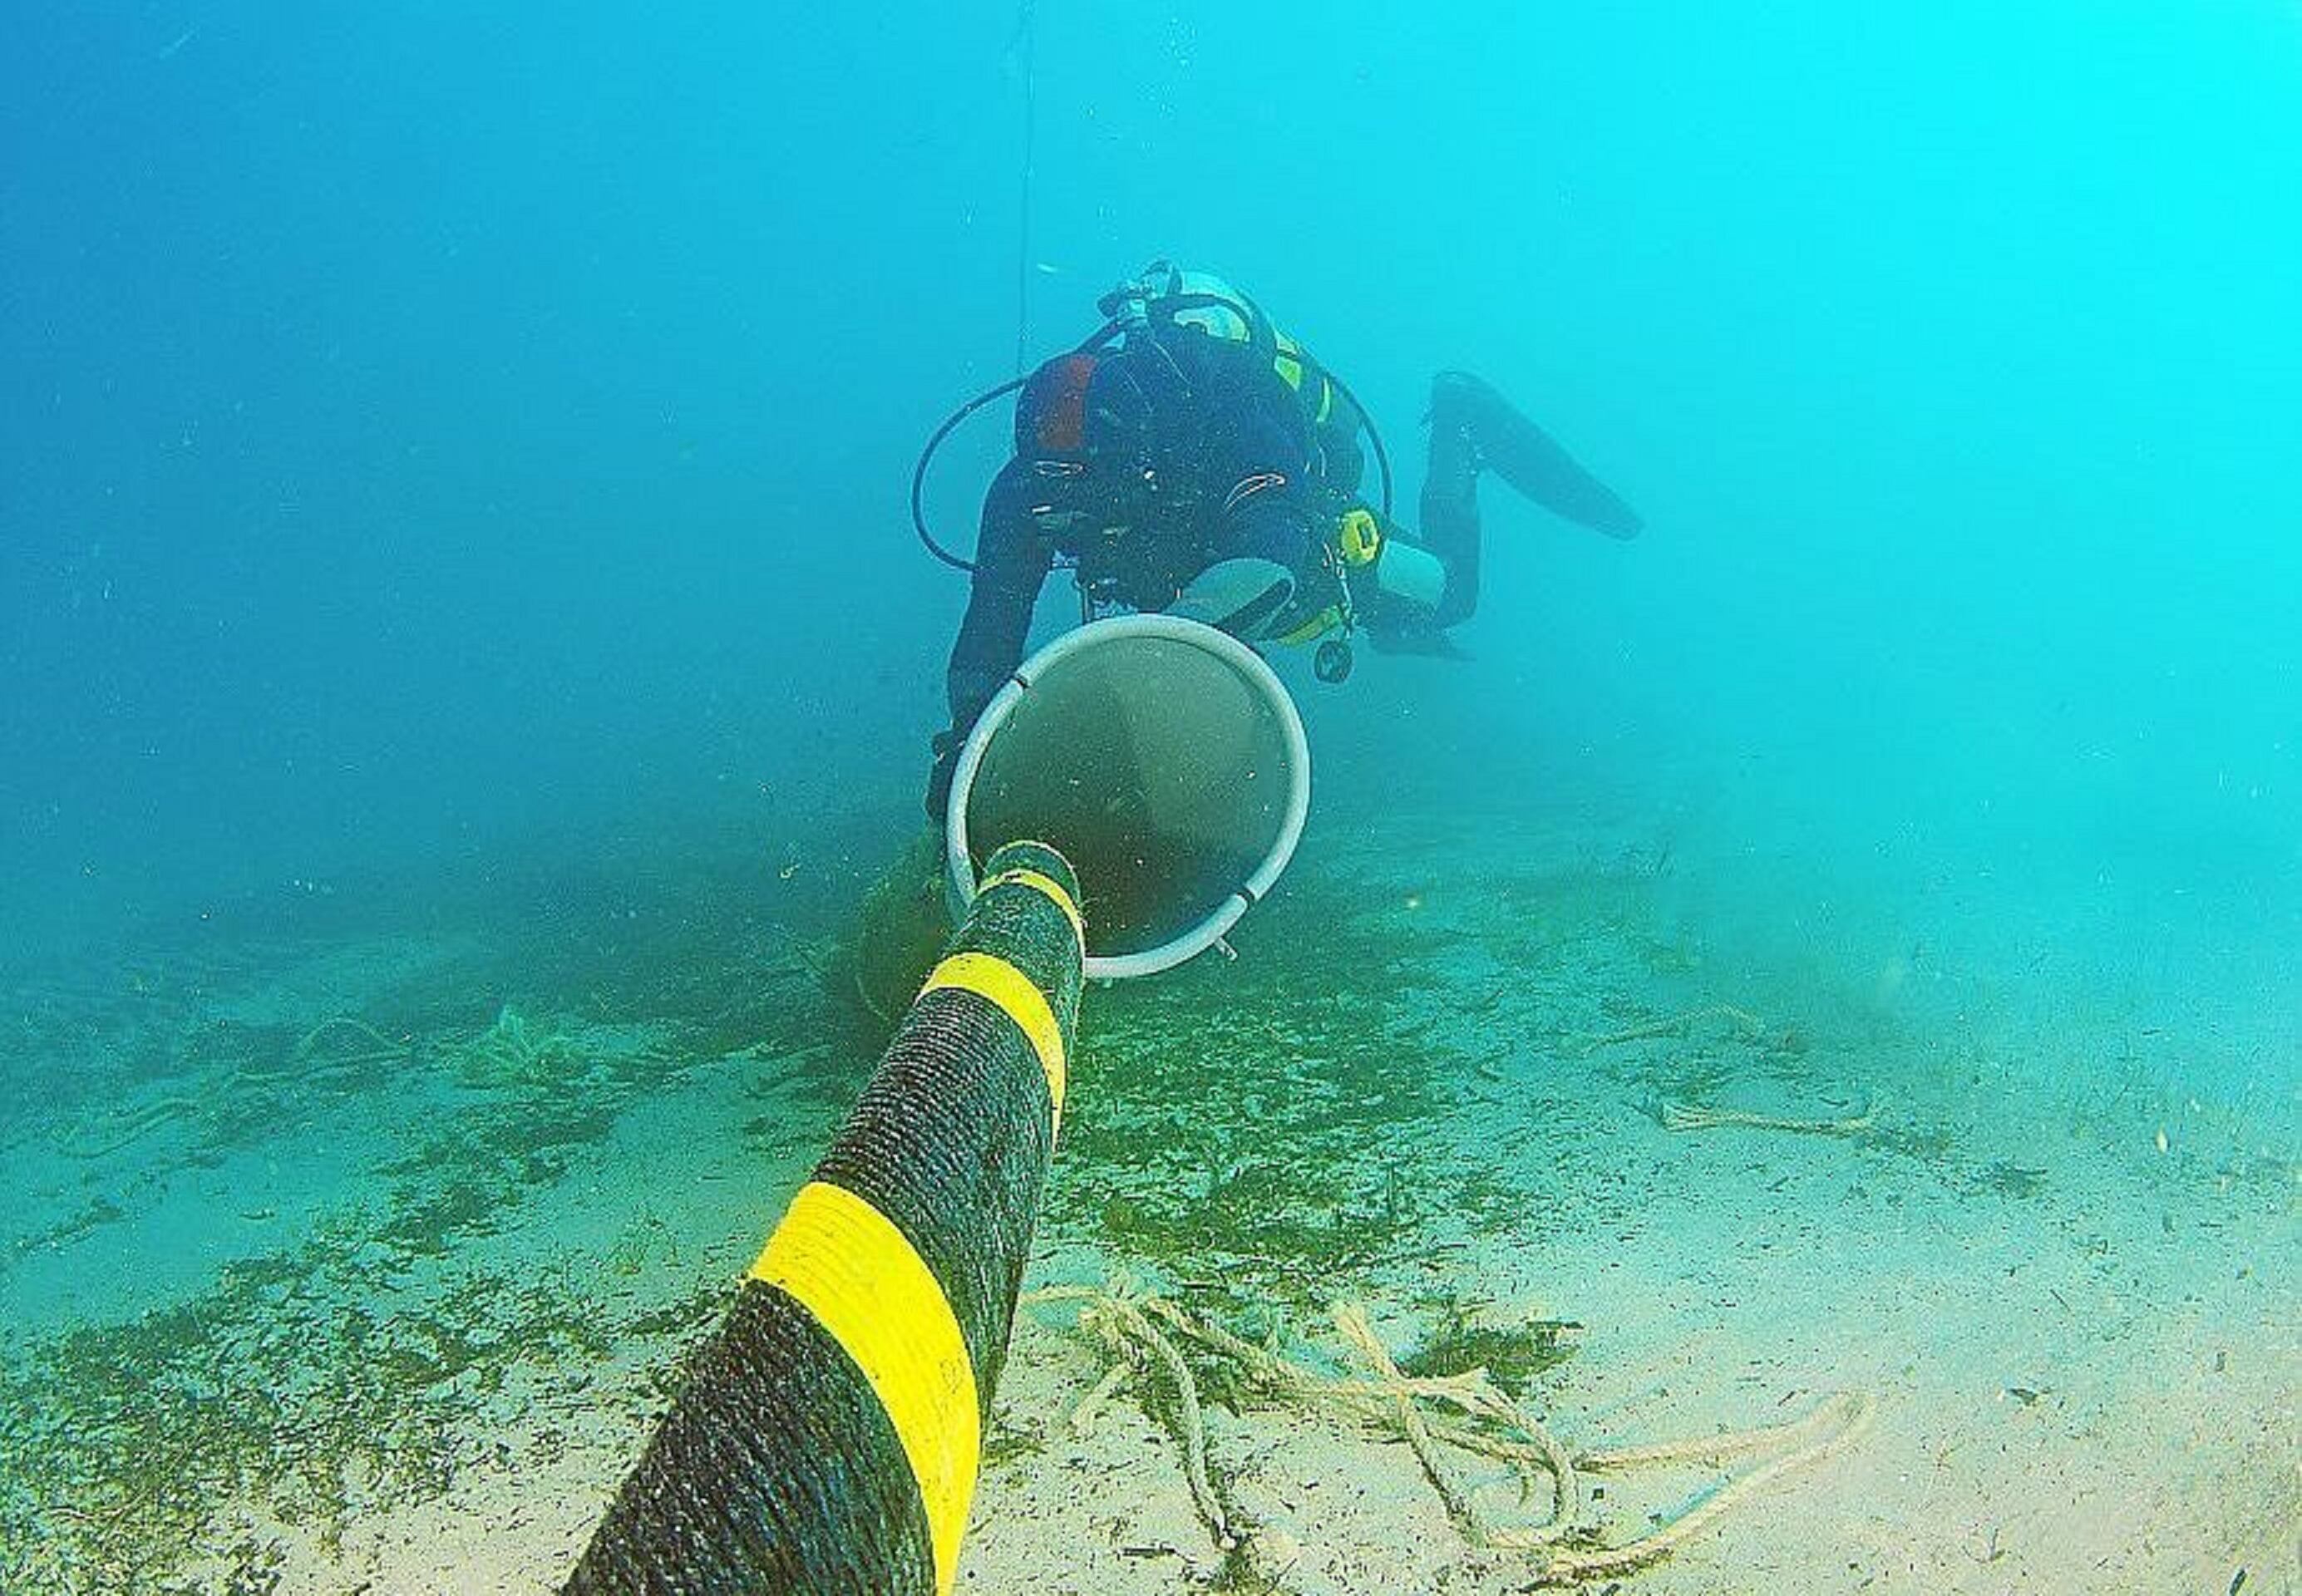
[1422, 373, 1487, 632]
[942, 325, 1335, 742]
[929, 323, 1643, 812]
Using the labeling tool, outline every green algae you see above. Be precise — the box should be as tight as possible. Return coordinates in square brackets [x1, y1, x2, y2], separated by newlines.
[0, 891, 855, 1590]
[8, 1195, 126, 1264]
[1981, 1160, 2051, 1199]
[452, 1005, 584, 1090]
[0, 828, 1674, 1586]
[1397, 1303, 1580, 1400]
[0, 1212, 615, 1594]
[978, 1415, 1049, 1473]
[1041, 868, 1542, 1308]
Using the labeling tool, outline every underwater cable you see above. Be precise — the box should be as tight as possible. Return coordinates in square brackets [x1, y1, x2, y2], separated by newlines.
[561, 842, 1085, 1596]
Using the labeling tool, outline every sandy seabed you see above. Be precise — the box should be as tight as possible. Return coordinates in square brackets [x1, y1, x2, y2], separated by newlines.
[2, 805, 2294, 1595]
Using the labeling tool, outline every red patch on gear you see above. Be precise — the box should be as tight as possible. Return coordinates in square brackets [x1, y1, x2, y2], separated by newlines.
[1018, 352, 1099, 457]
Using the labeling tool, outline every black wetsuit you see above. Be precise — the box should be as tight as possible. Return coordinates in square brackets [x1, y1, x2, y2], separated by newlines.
[924, 319, 1635, 814]
[940, 325, 1340, 746]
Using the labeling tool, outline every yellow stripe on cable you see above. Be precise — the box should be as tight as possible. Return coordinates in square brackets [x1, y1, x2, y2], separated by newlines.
[748, 1181, 980, 1596]
[919, 951, 1067, 1124]
[979, 866, 1087, 954]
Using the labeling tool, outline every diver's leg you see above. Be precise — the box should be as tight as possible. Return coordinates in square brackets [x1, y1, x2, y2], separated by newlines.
[1422, 372, 1486, 628]
[1433, 370, 1643, 540]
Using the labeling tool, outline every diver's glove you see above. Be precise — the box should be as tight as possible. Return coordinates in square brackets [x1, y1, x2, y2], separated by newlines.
[1169, 558, 1300, 642]
[924, 728, 963, 826]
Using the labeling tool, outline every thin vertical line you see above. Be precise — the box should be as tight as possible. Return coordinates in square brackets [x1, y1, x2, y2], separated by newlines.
[1013, 2, 1038, 375]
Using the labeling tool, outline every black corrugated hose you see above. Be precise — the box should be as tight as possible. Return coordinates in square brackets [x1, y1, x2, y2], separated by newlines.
[562, 840, 1087, 1595]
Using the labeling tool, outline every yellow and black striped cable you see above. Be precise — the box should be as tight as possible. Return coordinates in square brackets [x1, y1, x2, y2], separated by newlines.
[564, 840, 1086, 1596]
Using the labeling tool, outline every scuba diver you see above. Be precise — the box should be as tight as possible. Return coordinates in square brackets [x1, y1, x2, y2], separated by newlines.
[916, 260, 1644, 820]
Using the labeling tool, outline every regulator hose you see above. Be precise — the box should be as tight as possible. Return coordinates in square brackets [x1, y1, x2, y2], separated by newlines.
[910, 376, 1029, 574]
[909, 314, 1393, 575]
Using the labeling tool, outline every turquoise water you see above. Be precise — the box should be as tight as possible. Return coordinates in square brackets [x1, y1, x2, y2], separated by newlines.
[3, 6, 2296, 1593]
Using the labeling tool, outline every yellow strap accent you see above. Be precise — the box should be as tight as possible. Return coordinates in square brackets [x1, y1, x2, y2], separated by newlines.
[919, 952, 1067, 1122]
[980, 865, 1087, 953]
[1276, 603, 1343, 647]
[750, 1182, 980, 1595]
[1274, 333, 1335, 421]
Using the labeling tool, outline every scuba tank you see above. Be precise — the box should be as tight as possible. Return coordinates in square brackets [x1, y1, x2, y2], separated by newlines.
[911, 262, 1393, 575]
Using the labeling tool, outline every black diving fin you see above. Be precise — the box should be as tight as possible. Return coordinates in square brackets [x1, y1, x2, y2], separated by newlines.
[1433, 370, 1644, 539]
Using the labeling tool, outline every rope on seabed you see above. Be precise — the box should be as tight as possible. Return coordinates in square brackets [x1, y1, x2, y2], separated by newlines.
[1580, 1003, 1766, 1053]
[1023, 1274, 1872, 1584]
[1575, 1002, 1883, 1140]
[1041, 1278, 1234, 1549]
[1333, 1302, 1486, 1542]
[1659, 1096, 1882, 1138]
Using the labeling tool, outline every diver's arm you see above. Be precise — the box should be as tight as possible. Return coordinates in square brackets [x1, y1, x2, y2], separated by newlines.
[1217, 472, 1322, 568]
[1170, 476, 1332, 643]
[1213, 362, 1326, 566]
[1166, 369, 1333, 638]
[931, 459, 1053, 817]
